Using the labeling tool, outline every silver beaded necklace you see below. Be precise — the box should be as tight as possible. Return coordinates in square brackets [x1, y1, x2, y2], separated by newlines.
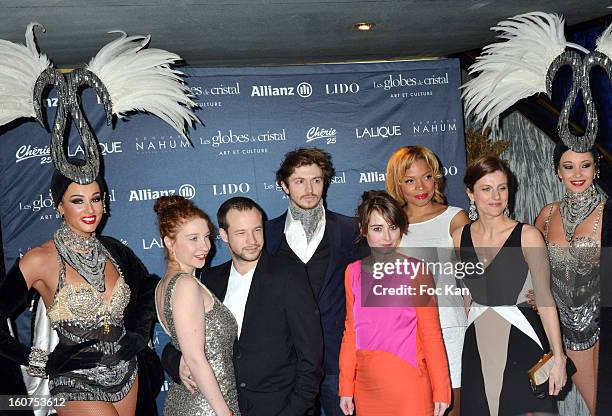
[53, 222, 107, 292]
[559, 184, 603, 242]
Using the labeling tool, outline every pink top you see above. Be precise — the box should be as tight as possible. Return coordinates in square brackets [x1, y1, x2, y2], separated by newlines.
[347, 260, 418, 368]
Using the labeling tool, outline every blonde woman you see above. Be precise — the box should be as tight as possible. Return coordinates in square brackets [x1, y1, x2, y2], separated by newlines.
[386, 146, 469, 415]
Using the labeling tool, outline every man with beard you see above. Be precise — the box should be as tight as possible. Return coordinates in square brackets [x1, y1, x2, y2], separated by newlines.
[162, 197, 323, 415]
[266, 148, 364, 416]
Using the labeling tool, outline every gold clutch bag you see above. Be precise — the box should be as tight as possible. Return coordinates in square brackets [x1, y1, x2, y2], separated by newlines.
[527, 351, 576, 399]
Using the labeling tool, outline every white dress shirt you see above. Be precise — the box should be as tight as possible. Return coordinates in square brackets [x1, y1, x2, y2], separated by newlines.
[223, 263, 255, 338]
[283, 208, 326, 264]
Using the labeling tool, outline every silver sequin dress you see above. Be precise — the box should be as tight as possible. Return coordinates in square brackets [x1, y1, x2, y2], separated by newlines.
[545, 208, 601, 351]
[159, 272, 240, 416]
[548, 239, 601, 350]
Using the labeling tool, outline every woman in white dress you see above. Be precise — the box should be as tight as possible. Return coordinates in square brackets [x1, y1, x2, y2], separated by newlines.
[386, 146, 470, 416]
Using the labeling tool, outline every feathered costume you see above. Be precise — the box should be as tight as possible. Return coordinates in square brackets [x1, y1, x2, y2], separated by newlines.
[0, 22, 199, 183]
[462, 12, 612, 152]
[0, 23, 198, 415]
[462, 12, 612, 414]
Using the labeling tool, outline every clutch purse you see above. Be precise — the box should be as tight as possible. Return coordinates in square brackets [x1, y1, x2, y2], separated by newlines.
[528, 351, 577, 399]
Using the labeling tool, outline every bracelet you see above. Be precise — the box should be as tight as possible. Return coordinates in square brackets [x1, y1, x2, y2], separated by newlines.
[27, 347, 48, 378]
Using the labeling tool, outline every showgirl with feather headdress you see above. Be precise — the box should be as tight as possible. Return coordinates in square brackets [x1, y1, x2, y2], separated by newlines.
[463, 12, 612, 416]
[0, 24, 200, 416]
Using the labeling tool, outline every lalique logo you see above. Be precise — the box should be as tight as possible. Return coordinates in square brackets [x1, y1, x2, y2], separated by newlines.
[306, 127, 337, 144]
[142, 237, 164, 250]
[355, 125, 401, 139]
[251, 82, 312, 98]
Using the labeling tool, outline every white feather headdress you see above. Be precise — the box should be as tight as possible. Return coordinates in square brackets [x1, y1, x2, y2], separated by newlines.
[0, 24, 200, 183]
[87, 32, 199, 138]
[0, 23, 50, 126]
[462, 12, 589, 132]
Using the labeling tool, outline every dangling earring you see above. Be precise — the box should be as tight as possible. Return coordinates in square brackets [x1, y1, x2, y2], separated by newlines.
[595, 167, 600, 180]
[468, 200, 478, 221]
[102, 192, 107, 214]
[503, 207, 510, 217]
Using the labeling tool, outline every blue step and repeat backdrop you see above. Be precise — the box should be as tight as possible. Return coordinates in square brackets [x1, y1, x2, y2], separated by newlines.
[0, 59, 466, 411]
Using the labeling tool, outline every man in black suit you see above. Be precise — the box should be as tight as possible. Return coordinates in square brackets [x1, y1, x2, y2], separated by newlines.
[266, 148, 363, 416]
[162, 197, 323, 415]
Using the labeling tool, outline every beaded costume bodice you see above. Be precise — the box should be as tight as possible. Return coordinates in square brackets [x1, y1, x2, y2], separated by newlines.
[47, 247, 131, 345]
[47, 277, 131, 330]
[545, 203, 602, 350]
[45, 240, 138, 402]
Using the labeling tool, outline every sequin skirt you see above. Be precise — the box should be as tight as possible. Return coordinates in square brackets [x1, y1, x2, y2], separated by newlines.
[164, 380, 240, 416]
[49, 357, 138, 402]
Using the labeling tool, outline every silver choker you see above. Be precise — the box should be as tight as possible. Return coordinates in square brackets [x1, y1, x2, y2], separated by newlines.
[54, 222, 107, 292]
[560, 184, 603, 242]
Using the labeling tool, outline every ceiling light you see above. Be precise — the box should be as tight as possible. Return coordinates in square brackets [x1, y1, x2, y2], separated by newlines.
[354, 22, 375, 32]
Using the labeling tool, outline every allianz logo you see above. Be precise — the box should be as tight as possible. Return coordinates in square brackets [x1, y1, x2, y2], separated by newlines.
[251, 82, 312, 98]
[306, 127, 337, 143]
[355, 125, 401, 139]
[359, 171, 386, 183]
[129, 184, 196, 202]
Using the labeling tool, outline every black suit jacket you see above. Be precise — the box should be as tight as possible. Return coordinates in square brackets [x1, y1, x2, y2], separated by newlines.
[162, 251, 324, 416]
[265, 210, 364, 376]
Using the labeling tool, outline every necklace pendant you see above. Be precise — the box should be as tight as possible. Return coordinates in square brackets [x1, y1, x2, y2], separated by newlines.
[103, 320, 110, 335]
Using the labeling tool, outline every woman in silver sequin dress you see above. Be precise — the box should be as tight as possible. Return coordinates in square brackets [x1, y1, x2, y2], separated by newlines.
[153, 196, 240, 416]
[0, 167, 160, 415]
[535, 143, 607, 416]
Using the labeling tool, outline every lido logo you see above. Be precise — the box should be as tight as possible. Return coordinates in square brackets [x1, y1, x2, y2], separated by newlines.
[325, 82, 359, 95]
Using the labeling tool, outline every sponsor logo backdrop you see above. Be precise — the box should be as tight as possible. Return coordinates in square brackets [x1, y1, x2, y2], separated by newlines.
[0, 59, 465, 412]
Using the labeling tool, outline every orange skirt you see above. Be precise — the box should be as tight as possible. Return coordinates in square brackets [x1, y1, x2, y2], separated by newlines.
[353, 350, 434, 416]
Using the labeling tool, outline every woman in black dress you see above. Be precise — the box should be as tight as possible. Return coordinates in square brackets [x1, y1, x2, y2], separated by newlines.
[451, 156, 567, 415]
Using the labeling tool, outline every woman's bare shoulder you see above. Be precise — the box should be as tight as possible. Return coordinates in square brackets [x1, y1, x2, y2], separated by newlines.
[19, 240, 56, 287]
